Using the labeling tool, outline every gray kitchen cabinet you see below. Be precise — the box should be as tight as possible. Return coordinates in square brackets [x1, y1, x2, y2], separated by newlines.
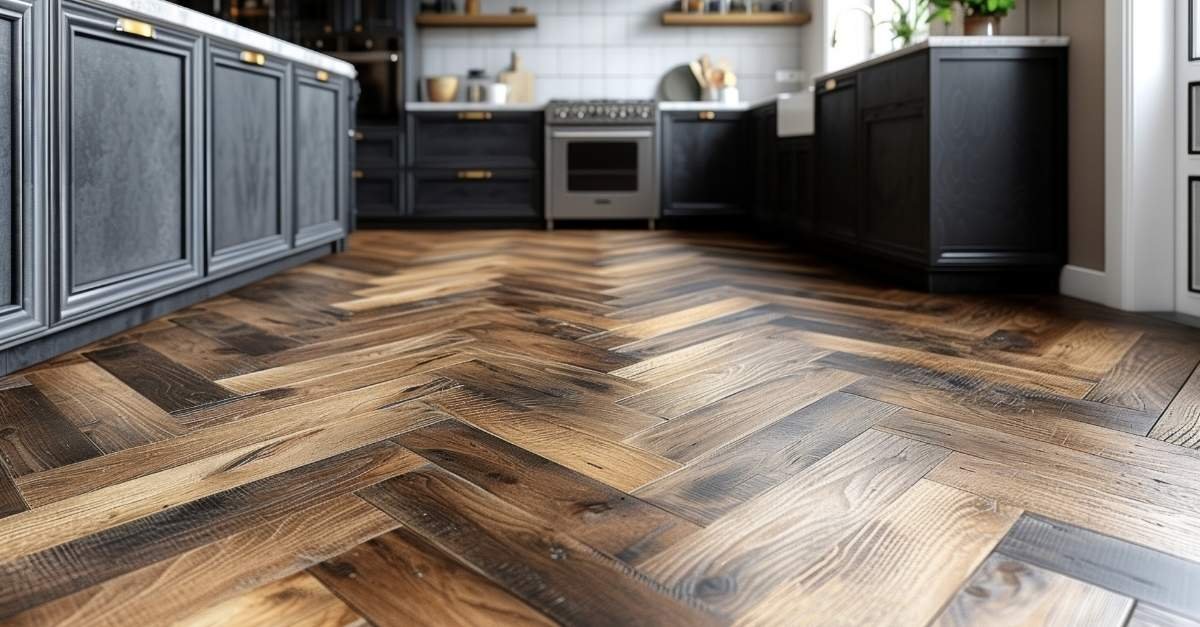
[0, 0, 47, 347]
[206, 41, 293, 276]
[56, 2, 204, 323]
[408, 169, 540, 219]
[408, 111, 541, 169]
[294, 65, 349, 247]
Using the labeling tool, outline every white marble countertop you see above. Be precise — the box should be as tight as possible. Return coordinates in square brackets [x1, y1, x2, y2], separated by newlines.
[816, 35, 1069, 81]
[81, 0, 356, 77]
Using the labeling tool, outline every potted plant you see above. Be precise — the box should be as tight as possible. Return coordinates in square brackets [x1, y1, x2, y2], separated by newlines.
[930, 0, 1016, 36]
[890, 0, 929, 47]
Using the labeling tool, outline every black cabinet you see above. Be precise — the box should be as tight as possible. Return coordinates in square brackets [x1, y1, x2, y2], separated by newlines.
[0, 0, 47, 347]
[751, 105, 778, 229]
[812, 47, 1068, 292]
[206, 42, 293, 276]
[408, 111, 541, 170]
[661, 110, 749, 216]
[294, 66, 349, 247]
[815, 76, 859, 244]
[776, 136, 816, 238]
[355, 167, 404, 217]
[57, 3, 204, 323]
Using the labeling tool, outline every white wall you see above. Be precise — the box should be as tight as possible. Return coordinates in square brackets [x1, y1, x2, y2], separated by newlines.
[415, 0, 822, 102]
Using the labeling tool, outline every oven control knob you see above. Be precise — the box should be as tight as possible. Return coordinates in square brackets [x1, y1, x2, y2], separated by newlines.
[619, 110, 628, 118]
[576, 110, 586, 119]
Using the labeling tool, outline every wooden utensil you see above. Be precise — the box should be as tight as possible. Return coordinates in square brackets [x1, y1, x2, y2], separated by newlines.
[498, 51, 535, 103]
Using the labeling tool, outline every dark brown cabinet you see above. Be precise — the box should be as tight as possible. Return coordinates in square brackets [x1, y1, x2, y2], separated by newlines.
[661, 110, 749, 216]
[206, 42, 293, 276]
[813, 46, 1068, 292]
[0, 0, 47, 347]
[57, 2, 205, 323]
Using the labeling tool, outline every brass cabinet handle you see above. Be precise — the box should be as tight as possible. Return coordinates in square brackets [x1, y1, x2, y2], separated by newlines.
[698, 111, 717, 121]
[457, 170, 493, 180]
[352, 169, 365, 179]
[824, 78, 838, 92]
[115, 17, 155, 39]
[315, 70, 330, 82]
[458, 111, 493, 121]
[239, 50, 266, 66]
[353, 131, 364, 141]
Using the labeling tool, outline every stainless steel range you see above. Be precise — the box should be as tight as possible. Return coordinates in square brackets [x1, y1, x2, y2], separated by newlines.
[544, 100, 659, 229]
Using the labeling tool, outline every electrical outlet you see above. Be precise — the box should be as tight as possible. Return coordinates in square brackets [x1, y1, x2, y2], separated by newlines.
[775, 69, 807, 84]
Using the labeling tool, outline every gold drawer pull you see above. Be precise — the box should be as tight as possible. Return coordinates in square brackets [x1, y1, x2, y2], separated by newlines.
[698, 111, 717, 121]
[457, 170, 493, 180]
[115, 17, 155, 39]
[239, 51, 266, 66]
[458, 111, 493, 121]
[316, 70, 330, 82]
[353, 131, 364, 141]
[352, 169, 365, 179]
[824, 78, 838, 91]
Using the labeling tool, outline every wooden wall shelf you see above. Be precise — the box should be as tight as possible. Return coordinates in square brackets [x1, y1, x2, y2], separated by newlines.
[661, 11, 812, 26]
[415, 13, 538, 28]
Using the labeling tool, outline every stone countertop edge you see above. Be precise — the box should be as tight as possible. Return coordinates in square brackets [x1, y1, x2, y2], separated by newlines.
[79, 0, 356, 78]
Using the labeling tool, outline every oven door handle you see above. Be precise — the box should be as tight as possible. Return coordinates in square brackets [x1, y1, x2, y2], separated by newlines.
[551, 130, 654, 140]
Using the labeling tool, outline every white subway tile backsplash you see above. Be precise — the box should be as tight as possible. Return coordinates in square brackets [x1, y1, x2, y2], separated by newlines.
[416, 0, 819, 101]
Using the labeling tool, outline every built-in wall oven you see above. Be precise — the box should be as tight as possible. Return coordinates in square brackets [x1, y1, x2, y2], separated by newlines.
[545, 100, 659, 228]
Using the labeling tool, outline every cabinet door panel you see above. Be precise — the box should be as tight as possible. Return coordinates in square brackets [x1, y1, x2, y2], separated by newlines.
[355, 167, 403, 217]
[58, 3, 203, 323]
[662, 111, 748, 216]
[861, 104, 928, 261]
[294, 68, 348, 247]
[0, 0, 46, 346]
[815, 80, 858, 243]
[208, 43, 291, 275]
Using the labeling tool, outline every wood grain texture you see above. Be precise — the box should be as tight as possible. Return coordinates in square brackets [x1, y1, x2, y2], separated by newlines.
[310, 527, 552, 627]
[932, 554, 1134, 627]
[0, 229, 1198, 623]
[735, 480, 1021, 626]
[360, 465, 722, 627]
[1127, 604, 1200, 627]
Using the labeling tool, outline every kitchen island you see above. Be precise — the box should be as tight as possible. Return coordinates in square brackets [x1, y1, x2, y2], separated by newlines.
[811, 37, 1069, 292]
[0, 0, 356, 375]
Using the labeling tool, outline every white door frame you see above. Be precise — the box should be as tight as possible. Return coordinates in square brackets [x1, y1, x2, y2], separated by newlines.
[1065, 0, 1175, 312]
[1178, 0, 1200, 317]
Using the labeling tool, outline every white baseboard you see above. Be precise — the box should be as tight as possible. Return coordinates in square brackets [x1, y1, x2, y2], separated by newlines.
[1060, 264, 1113, 306]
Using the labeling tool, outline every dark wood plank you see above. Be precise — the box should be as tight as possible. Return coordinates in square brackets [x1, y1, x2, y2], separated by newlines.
[84, 342, 238, 413]
[635, 392, 899, 524]
[310, 527, 554, 626]
[170, 311, 302, 356]
[396, 419, 700, 565]
[359, 465, 722, 627]
[0, 463, 25, 520]
[0, 385, 103, 477]
[0, 442, 419, 618]
[996, 514, 1200, 619]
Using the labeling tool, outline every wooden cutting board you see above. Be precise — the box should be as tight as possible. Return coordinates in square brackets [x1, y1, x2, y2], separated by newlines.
[498, 52, 535, 104]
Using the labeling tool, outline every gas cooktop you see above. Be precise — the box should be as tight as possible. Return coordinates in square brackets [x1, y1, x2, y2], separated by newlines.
[545, 100, 658, 125]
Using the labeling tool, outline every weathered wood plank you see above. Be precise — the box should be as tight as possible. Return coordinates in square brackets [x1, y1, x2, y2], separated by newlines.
[84, 343, 237, 413]
[1085, 335, 1200, 414]
[310, 527, 553, 626]
[170, 311, 302, 356]
[171, 571, 365, 627]
[931, 553, 1134, 627]
[359, 465, 722, 627]
[1151, 364, 1200, 449]
[0, 385, 103, 477]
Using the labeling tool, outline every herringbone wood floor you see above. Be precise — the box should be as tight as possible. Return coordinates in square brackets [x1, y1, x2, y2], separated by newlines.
[2, 230, 1200, 626]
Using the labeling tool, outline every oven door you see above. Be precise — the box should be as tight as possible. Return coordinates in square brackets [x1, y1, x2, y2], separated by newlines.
[549, 128, 658, 219]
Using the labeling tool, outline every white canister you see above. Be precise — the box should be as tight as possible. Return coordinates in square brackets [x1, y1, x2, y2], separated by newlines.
[721, 86, 740, 105]
[487, 83, 510, 105]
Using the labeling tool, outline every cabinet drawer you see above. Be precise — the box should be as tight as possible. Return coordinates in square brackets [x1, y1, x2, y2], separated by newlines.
[408, 169, 541, 218]
[354, 167, 404, 218]
[354, 126, 402, 166]
[408, 111, 541, 168]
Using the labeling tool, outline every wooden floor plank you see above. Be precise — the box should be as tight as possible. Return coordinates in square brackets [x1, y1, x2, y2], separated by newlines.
[1127, 604, 1200, 627]
[84, 343, 237, 413]
[0, 384, 103, 477]
[171, 571, 365, 627]
[170, 311, 303, 356]
[397, 419, 699, 565]
[1151, 364, 1200, 449]
[641, 429, 950, 616]
[24, 362, 186, 454]
[359, 465, 722, 627]
[635, 392, 899, 525]
[1085, 335, 1200, 414]
[735, 480, 1020, 626]
[931, 553, 1134, 627]
[310, 527, 553, 627]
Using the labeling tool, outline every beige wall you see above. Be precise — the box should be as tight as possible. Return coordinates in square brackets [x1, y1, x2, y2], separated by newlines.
[931, 0, 1106, 271]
